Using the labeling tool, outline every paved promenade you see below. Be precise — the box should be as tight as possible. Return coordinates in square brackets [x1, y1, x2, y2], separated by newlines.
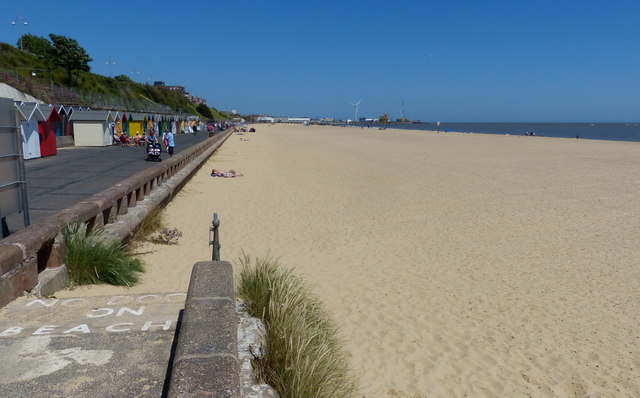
[0, 293, 185, 397]
[5, 132, 213, 234]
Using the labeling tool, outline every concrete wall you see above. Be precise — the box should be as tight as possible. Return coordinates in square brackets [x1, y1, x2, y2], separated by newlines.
[167, 261, 240, 397]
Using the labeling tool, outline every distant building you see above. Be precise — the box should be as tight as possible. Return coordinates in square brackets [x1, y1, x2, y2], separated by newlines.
[272, 116, 310, 124]
[151, 81, 206, 104]
[256, 116, 275, 123]
[186, 94, 207, 105]
[166, 86, 185, 94]
[288, 117, 310, 124]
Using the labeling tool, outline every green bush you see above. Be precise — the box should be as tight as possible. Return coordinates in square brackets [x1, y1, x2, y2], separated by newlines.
[237, 254, 358, 398]
[63, 223, 144, 286]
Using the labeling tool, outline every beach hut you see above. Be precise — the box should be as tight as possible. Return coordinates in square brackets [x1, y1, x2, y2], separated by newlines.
[37, 106, 60, 157]
[16, 103, 46, 159]
[57, 106, 66, 121]
[121, 113, 130, 136]
[113, 112, 123, 138]
[71, 110, 115, 146]
[57, 105, 74, 137]
[152, 114, 160, 133]
[178, 118, 185, 134]
[157, 116, 166, 135]
[128, 113, 145, 137]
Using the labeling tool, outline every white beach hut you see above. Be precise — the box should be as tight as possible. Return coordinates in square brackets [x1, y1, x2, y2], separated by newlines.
[71, 110, 115, 146]
[16, 103, 46, 159]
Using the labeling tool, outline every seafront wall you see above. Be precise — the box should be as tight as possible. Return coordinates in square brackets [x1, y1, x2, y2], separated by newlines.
[0, 131, 232, 308]
[167, 261, 241, 397]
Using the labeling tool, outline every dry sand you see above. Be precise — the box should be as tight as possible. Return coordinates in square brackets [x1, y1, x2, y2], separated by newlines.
[59, 124, 640, 397]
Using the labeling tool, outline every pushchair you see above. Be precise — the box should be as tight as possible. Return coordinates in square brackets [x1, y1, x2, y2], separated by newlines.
[145, 142, 162, 161]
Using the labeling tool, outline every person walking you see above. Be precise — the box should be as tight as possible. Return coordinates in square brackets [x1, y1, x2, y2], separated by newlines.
[164, 130, 175, 156]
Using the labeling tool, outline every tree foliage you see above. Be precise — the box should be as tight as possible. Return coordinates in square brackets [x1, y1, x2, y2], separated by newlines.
[196, 103, 214, 119]
[18, 34, 53, 58]
[114, 74, 133, 83]
[49, 34, 92, 86]
[1, 37, 228, 118]
[379, 113, 389, 123]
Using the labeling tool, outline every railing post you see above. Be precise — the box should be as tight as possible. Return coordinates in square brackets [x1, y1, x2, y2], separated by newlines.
[209, 213, 220, 261]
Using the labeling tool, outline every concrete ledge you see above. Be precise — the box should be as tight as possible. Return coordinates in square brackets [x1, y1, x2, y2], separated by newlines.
[56, 136, 74, 148]
[168, 261, 240, 398]
[32, 265, 69, 297]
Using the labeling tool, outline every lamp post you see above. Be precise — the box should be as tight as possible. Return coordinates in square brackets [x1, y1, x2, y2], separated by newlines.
[106, 57, 116, 77]
[10, 13, 28, 50]
[130, 68, 141, 83]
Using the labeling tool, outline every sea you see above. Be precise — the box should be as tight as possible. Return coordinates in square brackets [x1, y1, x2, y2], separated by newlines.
[357, 122, 640, 143]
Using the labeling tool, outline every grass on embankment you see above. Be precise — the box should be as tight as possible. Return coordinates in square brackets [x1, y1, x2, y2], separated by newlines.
[132, 207, 164, 243]
[63, 223, 144, 286]
[237, 254, 358, 398]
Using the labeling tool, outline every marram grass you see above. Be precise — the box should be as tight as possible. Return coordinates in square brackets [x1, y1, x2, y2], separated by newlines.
[237, 254, 358, 398]
[132, 207, 165, 242]
[63, 223, 144, 286]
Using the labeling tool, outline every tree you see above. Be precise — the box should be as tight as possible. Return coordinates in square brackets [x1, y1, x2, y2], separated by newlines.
[197, 103, 214, 119]
[379, 113, 389, 123]
[17, 34, 53, 58]
[114, 74, 133, 84]
[49, 34, 92, 86]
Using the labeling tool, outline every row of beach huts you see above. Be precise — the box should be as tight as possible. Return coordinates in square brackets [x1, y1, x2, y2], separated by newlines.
[15, 102, 201, 160]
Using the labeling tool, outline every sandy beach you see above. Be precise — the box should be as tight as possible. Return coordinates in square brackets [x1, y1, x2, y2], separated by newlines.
[58, 124, 640, 397]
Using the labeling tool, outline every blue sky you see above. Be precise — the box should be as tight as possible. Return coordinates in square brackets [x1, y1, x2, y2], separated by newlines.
[2, 0, 639, 122]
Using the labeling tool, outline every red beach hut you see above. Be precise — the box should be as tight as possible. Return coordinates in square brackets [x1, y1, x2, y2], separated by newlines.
[38, 106, 60, 157]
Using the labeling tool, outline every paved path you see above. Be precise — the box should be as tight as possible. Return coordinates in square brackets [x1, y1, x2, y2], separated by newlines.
[0, 293, 185, 397]
[5, 132, 216, 234]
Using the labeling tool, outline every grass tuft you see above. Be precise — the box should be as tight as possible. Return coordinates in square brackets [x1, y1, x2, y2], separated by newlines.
[63, 223, 145, 286]
[132, 208, 165, 242]
[237, 253, 358, 398]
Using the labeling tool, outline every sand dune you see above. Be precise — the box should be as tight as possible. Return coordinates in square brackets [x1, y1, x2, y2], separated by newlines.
[59, 124, 640, 397]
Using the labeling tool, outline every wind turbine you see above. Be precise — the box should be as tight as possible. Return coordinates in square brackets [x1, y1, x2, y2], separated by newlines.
[350, 100, 361, 122]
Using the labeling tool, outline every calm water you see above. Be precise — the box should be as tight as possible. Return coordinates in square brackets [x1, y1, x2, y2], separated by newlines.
[362, 122, 640, 142]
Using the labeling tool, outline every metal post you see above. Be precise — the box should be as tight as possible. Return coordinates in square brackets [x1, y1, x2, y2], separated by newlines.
[13, 105, 29, 228]
[209, 213, 220, 261]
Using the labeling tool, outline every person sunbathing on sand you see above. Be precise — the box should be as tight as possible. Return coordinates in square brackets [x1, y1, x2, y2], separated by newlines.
[211, 169, 243, 178]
